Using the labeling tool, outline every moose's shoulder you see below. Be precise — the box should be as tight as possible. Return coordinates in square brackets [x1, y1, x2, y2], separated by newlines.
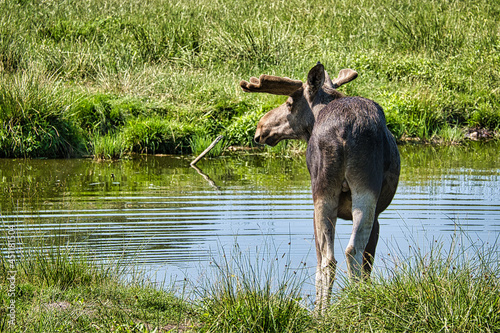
[313, 96, 388, 138]
[327, 96, 382, 112]
[317, 96, 385, 122]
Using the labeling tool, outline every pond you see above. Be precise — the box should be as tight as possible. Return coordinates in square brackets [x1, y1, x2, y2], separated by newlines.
[1, 142, 499, 296]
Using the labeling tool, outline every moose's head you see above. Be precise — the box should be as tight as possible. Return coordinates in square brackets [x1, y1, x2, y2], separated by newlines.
[240, 63, 358, 146]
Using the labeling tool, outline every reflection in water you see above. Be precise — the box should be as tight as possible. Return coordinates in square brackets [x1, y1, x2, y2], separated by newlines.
[191, 164, 221, 193]
[1, 142, 499, 291]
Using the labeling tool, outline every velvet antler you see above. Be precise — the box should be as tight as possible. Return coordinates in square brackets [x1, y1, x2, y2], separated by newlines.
[240, 74, 303, 96]
[331, 69, 358, 89]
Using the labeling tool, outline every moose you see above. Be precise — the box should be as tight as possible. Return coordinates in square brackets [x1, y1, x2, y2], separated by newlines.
[240, 63, 400, 310]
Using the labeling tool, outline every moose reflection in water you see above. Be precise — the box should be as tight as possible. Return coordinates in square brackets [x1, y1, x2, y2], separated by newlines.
[241, 63, 400, 311]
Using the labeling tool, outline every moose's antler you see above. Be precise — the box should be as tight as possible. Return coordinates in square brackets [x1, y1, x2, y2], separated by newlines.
[240, 74, 303, 96]
[332, 69, 358, 89]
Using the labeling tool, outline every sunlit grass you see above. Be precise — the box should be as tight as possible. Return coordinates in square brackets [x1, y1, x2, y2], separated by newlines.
[0, 0, 499, 157]
[324, 233, 500, 332]
[0, 225, 194, 331]
[90, 131, 126, 160]
[189, 134, 226, 158]
[0, 66, 84, 158]
[195, 242, 312, 333]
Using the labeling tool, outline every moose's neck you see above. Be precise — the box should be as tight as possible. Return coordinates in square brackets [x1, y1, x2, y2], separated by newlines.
[304, 88, 345, 141]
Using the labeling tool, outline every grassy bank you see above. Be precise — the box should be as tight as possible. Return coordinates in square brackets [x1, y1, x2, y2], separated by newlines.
[1, 230, 499, 332]
[0, 0, 499, 158]
[0, 232, 195, 332]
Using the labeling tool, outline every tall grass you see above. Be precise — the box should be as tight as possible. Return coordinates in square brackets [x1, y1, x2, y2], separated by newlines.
[0, 67, 85, 158]
[90, 131, 126, 159]
[0, 224, 193, 332]
[196, 242, 312, 332]
[325, 233, 500, 332]
[189, 134, 226, 157]
[0, 0, 498, 157]
[0, 226, 125, 291]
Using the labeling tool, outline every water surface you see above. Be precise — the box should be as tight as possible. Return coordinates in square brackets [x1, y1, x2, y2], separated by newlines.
[1, 143, 499, 293]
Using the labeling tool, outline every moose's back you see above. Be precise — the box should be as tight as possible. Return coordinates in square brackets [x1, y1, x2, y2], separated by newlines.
[306, 96, 400, 220]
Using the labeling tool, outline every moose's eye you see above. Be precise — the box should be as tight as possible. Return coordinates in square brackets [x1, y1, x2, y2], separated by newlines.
[285, 101, 293, 110]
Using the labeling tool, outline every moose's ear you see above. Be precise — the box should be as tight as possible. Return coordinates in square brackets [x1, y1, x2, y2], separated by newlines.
[306, 63, 325, 96]
[323, 70, 335, 89]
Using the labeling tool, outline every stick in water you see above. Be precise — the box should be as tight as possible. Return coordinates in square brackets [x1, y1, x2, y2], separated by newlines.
[190, 135, 224, 166]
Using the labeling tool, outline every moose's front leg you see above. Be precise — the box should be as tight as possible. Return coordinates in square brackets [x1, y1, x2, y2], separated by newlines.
[313, 194, 339, 313]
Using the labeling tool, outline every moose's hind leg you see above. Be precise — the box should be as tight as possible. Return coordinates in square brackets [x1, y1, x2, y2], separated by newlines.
[312, 192, 340, 313]
[362, 217, 379, 276]
[345, 190, 378, 281]
[307, 136, 344, 311]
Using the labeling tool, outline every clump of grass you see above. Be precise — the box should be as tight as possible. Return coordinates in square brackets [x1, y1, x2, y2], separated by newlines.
[197, 242, 312, 332]
[433, 124, 465, 144]
[122, 117, 196, 154]
[324, 233, 500, 332]
[0, 228, 124, 291]
[263, 140, 308, 158]
[0, 67, 85, 158]
[90, 131, 126, 160]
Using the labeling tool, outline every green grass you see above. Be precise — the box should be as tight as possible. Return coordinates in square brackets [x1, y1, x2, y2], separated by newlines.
[1, 227, 499, 332]
[0, 66, 85, 158]
[189, 135, 226, 157]
[324, 234, 500, 332]
[91, 131, 126, 159]
[196, 242, 312, 332]
[0, 228, 195, 332]
[0, 0, 498, 158]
